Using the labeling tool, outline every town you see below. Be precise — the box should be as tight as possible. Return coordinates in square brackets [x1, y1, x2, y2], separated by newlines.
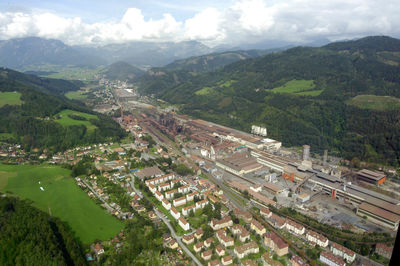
[2, 77, 397, 266]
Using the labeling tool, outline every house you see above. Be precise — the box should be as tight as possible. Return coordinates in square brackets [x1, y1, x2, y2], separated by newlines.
[260, 207, 272, 218]
[170, 207, 180, 220]
[233, 208, 252, 223]
[210, 216, 233, 230]
[155, 190, 164, 201]
[306, 230, 329, 248]
[221, 255, 233, 265]
[182, 234, 195, 245]
[93, 243, 104, 256]
[330, 242, 356, 263]
[204, 237, 214, 248]
[234, 241, 259, 259]
[250, 184, 262, 192]
[149, 183, 157, 194]
[216, 245, 225, 256]
[251, 219, 266, 236]
[285, 219, 305, 235]
[201, 250, 212, 261]
[148, 211, 157, 220]
[231, 224, 250, 242]
[173, 196, 187, 207]
[375, 243, 393, 259]
[182, 204, 196, 216]
[291, 255, 308, 266]
[195, 228, 204, 239]
[179, 217, 190, 231]
[267, 214, 286, 229]
[319, 251, 345, 266]
[158, 182, 171, 192]
[264, 232, 289, 257]
[194, 241, 204, 252]
[216, 230, 234, 248]
[168, 239, 178, 249]
[208, 259, 220, 266]
[162, 198, 171, 210]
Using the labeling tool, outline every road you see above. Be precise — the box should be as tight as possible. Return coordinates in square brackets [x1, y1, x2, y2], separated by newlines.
[153, 208, 202, 266]
[82, 179, 114, 212]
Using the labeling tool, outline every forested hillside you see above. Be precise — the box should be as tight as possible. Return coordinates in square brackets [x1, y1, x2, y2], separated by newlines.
[101, 61, 144, 81]
[0, 196, 85, 265]
[0, 68, 126, 152]
[137, 36, 400, 166]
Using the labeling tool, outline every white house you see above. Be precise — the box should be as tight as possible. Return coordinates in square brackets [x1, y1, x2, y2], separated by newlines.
[170, 207, 180, 220]
[155, 191, 164, 201]
[182, 205, 196, 216]
[179, 217, 190, 231]
[162, 198, 171, 210]
[173, 196, 187, 207]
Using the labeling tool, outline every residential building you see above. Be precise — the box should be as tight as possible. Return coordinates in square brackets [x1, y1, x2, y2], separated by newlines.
[330, 242, 356, 263]
[242, 259, 258, 266]
[264, 232, 289, 257]
[233, 208, 253, 223]
[211, 216, 233, 230]
[195, 199, 209, 209]
[186, 191, 199, 202]
[182, 234, 195, 245]
[179, 217, 190, 231]
[173, 196, 187, 207]
[195, 228, 204, 239]
[306, 230, 329, 248]
[232, 224, 250, 242]
[216, 245, 225, 256]
[204, 237, 214, 248]
[168, 239, 178, 249]
[201, 250, 212, 261]
[178, 184, 190, 194]
[170, 207, 180, 220]
[262, 252, 284, 266]
[158, 182, 171, 192]
[267, 214, 286, 229]
[162, 198, 171, 210]
[149, 183, 157, 194]
[136, 166, 163, 180]
[291, 255, 308, 266]
[221, 255, 233, 265]
[234, 241, 259, 259]
[251, 219, 266, 236]
[155, 190, 164, 201]
[260, 207, 272, 219]
[250, 184, 262, 192]
[319, 251, 345, 266]
[375, 243, 393, 259]
[285, 219, 305, 235]
[165, 189, 178, 200]
[182, 204, 196, 216]
[216, 230, 234, 248]
[208, 260, 220, 266]
[194, 242, 204, 252]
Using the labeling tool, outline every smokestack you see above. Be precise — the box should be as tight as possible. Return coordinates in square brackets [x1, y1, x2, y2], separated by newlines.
[302, 145, 310, 161]
[323, 150, 328, 164]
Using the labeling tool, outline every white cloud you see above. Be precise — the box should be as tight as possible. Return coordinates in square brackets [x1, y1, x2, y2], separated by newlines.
[0, 0, 399, 46]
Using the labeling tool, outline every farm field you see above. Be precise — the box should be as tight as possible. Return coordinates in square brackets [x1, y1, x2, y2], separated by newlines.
[55, 109, 98, 131]
[271, 79, 323, 96]
[0, 91, 22, 107]
[0, 163, 124, 244]
[346, 94, 400, 111]
[65, 90, 89, 100]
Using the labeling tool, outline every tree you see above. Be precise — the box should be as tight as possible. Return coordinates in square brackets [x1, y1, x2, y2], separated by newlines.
[273, 196, 278, 202]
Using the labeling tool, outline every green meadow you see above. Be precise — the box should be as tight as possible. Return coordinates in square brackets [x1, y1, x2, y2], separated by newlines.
[65, 90, 89, 100]
[55, 109, 98, 131]
[0, 164, 123, 244]
[271, 79, 323, 96]
[346, 94, 400, 111]
[0, 91, 22, 107]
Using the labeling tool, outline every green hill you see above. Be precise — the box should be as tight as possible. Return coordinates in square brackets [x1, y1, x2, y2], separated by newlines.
[0, 68, 126, 153]
[138, 36, 400, 166]
[101, 61, 144, 81]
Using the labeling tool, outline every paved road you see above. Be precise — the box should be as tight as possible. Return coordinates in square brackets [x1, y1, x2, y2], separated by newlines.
[153, 208, 202, 266]
[82, 180, 114, 212]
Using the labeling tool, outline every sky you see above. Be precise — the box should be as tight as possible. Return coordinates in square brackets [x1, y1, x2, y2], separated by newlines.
[0, 0, 399, 47]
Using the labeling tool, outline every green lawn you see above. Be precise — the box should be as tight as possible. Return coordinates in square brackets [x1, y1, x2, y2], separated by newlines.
[346, 94, 400, 111]
[0, 164, 124, 244]
[0, 91, 22, 107]
[271, 79, 322, 96]
[65, 90, 88, 100]
[55, 109, 98, 131]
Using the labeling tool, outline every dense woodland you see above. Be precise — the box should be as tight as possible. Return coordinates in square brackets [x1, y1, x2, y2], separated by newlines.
[137, 36, 400, 166]
[0, 68, 126, 153]
[0, 196, 85, 266]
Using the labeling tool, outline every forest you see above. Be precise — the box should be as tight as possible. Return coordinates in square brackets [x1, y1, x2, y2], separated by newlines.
[137, 36, 400, 166]
[0, 68, 126, 153]
[0, 196, 86, 266]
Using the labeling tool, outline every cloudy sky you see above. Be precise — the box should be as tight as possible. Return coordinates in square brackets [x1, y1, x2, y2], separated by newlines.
[0, 0, 399, 47]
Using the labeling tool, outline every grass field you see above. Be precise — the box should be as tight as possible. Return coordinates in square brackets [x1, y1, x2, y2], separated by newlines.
[0, 163, 124, 244]
[271, 79, 322, 96]
[55, 109, 98, 131]
[0, 91, 22, 107]
[346, 94, 400, 111]
[65, 90, 89, 100]
[195, 86, 215, 95]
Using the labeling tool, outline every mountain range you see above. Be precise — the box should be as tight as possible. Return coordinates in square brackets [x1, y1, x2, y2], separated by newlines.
[137, 36, 400, 166]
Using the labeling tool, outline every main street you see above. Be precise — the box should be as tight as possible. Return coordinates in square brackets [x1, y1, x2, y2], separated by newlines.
[153, 208, 202, 266]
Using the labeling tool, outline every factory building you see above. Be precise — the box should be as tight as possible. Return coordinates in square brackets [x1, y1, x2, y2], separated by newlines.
[356, 169, 386, 185]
